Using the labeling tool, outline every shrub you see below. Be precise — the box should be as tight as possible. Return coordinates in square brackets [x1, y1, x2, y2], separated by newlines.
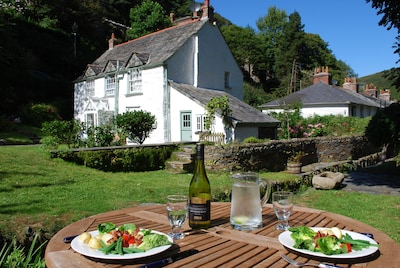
[58, 146, 176, 172]
[115, 110, 156, 144]
[19, 103, 60, 128]
[41, 119, 83, 149]
[366, 103, 400, 153]
[85, 125, 116, 147]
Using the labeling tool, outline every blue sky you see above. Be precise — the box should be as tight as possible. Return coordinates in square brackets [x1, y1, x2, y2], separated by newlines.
[210, 0, 399, 77]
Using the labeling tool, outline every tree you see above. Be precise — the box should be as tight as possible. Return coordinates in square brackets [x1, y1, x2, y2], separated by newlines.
[127, 0, 171, 39]
[274, 11, 306, 94]
[365, 103, 400, 154]
[115, 110, 156, 144]
[220, 25, 263, 81]
[367, 0, 400, 89]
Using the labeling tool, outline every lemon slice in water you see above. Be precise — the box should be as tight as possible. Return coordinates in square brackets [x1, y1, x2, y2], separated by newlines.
[233, 216, 249, 224]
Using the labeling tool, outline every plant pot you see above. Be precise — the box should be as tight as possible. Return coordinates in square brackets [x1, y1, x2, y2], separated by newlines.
[287, 162, 301, 174]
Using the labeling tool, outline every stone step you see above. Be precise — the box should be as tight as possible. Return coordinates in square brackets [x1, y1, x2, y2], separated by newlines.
[166, 161, 194, 174]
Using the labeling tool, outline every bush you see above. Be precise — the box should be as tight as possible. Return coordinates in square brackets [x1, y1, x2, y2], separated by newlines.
[41, 119, 83, 149]
[115, 110, 156, 144]
[19, 103, 60, 128]
[84, 125, 117, 147]
[366, 103, 400, 153]
[58, 146, 176, 172]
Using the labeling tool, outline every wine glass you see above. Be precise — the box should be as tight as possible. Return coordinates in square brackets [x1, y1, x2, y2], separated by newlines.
[166, 195, 188, 240]
[272, 191, 294, 230]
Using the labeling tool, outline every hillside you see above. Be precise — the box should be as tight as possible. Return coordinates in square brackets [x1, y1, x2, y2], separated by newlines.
[359, 71, 400, 101]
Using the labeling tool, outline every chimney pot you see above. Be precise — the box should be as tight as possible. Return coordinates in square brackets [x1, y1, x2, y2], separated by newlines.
[108, 33, 116, 50]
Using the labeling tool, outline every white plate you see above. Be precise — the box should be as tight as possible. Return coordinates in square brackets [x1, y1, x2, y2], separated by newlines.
[71, 230, 173, 260]
[278, 227, 379, 259]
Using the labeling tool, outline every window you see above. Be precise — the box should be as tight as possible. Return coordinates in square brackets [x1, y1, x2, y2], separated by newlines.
[128, 69, 142, 94]
[85, 80, 95, 97]
[224, 71, 230, 88]
[196, 114, 207, 132]
[105, 75, 116, 96]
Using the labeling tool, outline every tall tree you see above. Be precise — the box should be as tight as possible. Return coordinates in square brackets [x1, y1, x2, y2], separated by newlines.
[220, 25, 262, 81]
[255, 7, 288, 90]
[274, 11, 306, 94]
[127, 0, 172, 39]
[366, 0, 400, 90]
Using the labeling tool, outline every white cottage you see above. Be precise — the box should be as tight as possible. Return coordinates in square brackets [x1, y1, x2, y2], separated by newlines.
[74, 1, 279, 144]
[260, 67, 391, 118]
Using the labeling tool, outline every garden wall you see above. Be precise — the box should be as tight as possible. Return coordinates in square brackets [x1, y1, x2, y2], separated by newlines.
[204, 135, 379, 172]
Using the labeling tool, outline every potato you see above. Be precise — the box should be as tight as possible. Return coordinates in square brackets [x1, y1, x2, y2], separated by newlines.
[78, 232, 92, 244]
[331, 227, 343, 238]
[88, 237, 101, 249]
[101, 233, 114, 245]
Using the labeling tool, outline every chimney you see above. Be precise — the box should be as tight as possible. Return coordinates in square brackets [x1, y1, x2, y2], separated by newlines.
[108, 33, 116, 50]
[379, 89, 391, 102]
[364, 83, 377, 97]
[313, 66, 331, 85]
[343, 77, 358, 92]
[201, 0, 214, 22]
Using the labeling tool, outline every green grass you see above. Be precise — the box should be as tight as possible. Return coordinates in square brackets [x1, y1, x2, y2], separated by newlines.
[0, 145, 399, 246]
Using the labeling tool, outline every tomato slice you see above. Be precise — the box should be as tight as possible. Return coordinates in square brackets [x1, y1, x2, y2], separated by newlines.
[346, 243, 352, 252]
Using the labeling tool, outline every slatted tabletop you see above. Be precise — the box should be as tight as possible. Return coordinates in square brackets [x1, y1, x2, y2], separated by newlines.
[45, 202, 400, 268]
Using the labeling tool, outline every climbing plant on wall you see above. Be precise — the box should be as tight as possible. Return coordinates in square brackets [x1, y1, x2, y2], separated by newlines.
[204, 96, 233, 131]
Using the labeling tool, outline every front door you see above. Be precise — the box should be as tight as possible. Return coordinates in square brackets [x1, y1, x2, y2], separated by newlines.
[180, 111, 192, 141]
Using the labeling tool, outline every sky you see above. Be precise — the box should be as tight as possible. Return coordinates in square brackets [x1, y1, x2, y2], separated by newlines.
[210, 0, 399, 77]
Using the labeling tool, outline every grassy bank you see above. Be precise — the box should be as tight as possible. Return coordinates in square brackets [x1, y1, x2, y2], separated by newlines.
[0, 145, 399, 245]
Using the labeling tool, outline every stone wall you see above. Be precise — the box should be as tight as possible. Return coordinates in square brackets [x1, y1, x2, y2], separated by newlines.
[204, 135, 379, 172]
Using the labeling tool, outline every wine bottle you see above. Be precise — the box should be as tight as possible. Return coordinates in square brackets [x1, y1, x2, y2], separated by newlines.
[188, 143, 211, 229]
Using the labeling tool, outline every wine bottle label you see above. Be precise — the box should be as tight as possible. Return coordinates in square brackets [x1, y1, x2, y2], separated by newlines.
[189, 197, 210, 222]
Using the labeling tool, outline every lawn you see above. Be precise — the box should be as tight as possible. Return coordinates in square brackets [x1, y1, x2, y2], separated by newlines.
[0, 145, 399, 245]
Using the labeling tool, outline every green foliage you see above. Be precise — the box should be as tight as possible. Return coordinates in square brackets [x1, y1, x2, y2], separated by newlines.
[243, 82, 272, 108]
[63, 146, 175, 172]
[41, 119, 83, 149]
[365, 103, 400, 152]
[19, 103, 60, 128]
[271, 109, 370, 139]
[115, 110, 156, 144]
[0, 235, 46, 268]
[204, 96, 232, 130]
[127, 0, 172, 39]
[243, 136, 269, 143]
[85, 124, 117, 147]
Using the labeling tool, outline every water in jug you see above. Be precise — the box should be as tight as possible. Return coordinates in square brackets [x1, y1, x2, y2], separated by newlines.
[230, 172, 272, 230]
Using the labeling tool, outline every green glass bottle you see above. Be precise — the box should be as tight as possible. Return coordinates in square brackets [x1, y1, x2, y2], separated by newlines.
[188, 143, 211, 229]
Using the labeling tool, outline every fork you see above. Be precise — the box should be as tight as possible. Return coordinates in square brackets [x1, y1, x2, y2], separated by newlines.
[281, 254, 345, 268]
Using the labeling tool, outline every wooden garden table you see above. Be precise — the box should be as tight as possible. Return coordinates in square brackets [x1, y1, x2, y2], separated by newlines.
[45, 202, 400, 267]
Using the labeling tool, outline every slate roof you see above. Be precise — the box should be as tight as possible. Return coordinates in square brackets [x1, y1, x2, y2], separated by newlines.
[170, 81, 280, 125]
[260, 82, 382, 108]
[80, 19, 208, 79]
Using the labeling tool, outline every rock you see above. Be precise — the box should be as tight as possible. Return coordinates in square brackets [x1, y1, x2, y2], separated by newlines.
[312, 171, 345, 190]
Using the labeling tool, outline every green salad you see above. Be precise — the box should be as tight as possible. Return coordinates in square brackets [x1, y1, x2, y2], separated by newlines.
[288, 226, 379, 255]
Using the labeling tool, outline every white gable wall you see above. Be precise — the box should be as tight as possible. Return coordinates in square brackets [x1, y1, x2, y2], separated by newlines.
[197, 24, 243, 100]
[167, 23, 243, 100]
[167, 35, 195, 86]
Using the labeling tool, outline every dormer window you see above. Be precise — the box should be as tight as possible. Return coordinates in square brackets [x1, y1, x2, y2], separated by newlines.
[128, 68, 142, 94]
[105, 75, 116, 96]
[224, 71, 231, 89]
[85, 79, 95, 98]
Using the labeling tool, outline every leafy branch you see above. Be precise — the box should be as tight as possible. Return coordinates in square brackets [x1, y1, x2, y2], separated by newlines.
[204, 96, 233, 131]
